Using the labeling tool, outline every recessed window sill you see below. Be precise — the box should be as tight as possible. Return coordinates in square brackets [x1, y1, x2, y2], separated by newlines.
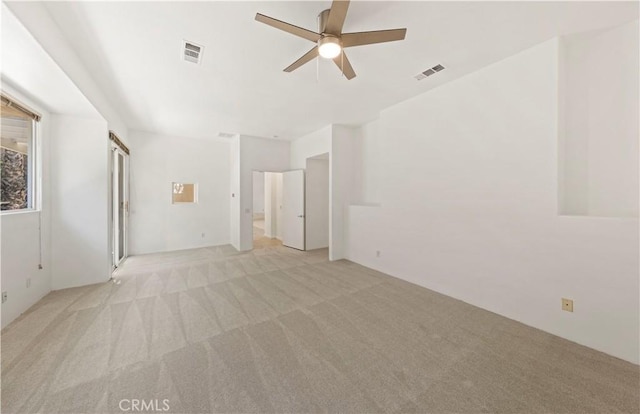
[0, 208, 40, 216]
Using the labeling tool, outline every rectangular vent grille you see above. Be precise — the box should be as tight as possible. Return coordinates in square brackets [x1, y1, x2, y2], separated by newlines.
[218, 132, 235, 138]
[183, 41, 203, 64]
[185, 43, 200, 53]
[415, 63, 445, 80]
[423, 68, 435, 76]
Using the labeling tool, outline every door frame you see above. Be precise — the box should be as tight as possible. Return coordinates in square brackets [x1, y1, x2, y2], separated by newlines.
[111, 145, 129, 269]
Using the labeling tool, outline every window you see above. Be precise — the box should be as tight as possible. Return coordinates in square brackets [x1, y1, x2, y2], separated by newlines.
[172, 182, 197, 203]
[1, 94, 39, 212]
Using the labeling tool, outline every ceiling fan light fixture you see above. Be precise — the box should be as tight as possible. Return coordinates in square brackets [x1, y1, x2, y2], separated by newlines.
[318, 36, 342, 59]
[255, 0, 407, 80]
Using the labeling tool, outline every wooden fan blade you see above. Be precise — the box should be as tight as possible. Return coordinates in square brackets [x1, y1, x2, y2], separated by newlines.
[284, 47, 319, 72]
[333, 51, 356, 80]
[341, 28, 407, 48]
[255, 13, 321, 42]
[324, 0, 350, 35]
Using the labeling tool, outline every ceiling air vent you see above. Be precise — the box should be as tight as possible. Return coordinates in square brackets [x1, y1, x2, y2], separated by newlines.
[414, 63, 445, 81]
[218, 132, 235, 139]
[183, 40, 203, 64]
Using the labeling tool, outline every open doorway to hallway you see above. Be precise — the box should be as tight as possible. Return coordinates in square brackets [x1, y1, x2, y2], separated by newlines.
[251, 156, 328, 252]
[252, 170, 283, 248]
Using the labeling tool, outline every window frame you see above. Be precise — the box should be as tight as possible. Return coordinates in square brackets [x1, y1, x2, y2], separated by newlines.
[1, 98, 40, 215]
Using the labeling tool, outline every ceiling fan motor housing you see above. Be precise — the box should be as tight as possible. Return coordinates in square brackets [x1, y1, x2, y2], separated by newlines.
[318, 9, 331, 33]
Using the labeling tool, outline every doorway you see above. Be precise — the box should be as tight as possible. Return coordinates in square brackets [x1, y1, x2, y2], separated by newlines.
[112, 146, 129, 268]
[252, 170, 266, 242]
[251, 164, 326, 252]
[253, 171, 283, 249]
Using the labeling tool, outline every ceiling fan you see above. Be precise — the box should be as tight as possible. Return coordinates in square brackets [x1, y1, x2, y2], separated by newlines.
[255, 0, 407, 80]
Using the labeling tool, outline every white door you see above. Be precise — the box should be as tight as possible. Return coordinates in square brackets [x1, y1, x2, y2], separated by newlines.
[112, 147, 129, 268]
[282, 170, 305, 250]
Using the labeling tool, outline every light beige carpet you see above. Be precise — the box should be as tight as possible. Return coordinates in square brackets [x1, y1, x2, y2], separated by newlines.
[1, 244, 638, 413]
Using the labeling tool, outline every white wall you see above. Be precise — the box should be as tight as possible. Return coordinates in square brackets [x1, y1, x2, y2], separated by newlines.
[0, 86, 52, 329]
[1, 109, 108, 323]
[559, 20, 639, 217]
[129, 131, 230, 255]
[252, 171, 265, 216]
[357, 120, 381, 205]
[290, 126, 331, 169]
[330, 125, 358, 260]
[346, 38, 639, 364]
[50, 115, 110, 290]
[1, 5, 115, 326]
[232, 135, 289, 251]
[305, 158, 329, 250]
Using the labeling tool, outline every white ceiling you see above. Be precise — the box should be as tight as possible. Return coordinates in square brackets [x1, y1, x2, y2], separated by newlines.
[39, 1, 637, 141]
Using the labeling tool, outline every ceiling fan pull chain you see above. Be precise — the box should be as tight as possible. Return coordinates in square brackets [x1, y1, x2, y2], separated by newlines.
[341, 50, 345, 77]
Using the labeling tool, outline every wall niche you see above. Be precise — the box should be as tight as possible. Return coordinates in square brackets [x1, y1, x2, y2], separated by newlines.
[558, 20, 639, 218]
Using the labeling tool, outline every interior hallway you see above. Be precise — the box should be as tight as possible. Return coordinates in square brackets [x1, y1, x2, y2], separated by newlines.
[253, 218, 282, 249]
[1, 244, 638, 413]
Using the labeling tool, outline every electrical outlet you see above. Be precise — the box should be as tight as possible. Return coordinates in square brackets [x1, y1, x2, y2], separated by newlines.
[26, 278, 31, 288]
[2, 291, 7, 304]
[376, 250, 381, 258]
[562, 298, 574, 312]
